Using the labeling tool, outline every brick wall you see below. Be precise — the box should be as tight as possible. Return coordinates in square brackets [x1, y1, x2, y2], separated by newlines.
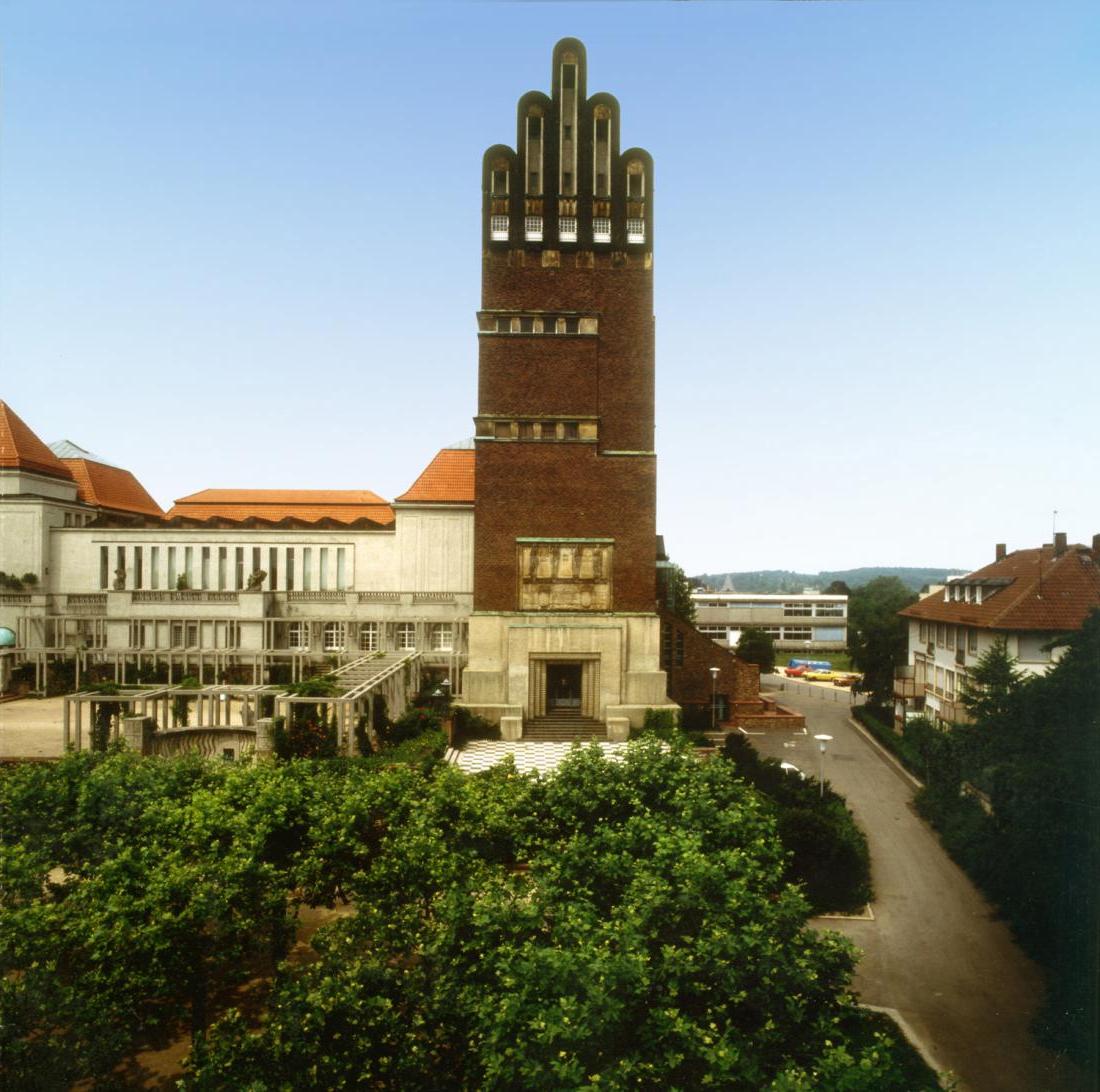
[659, 609, 760, 711]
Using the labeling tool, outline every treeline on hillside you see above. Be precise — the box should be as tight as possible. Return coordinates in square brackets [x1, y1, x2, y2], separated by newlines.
[858, 615, 1100, 1079]
[693, 566, 960, 594]
[1, 739, 935, 1089]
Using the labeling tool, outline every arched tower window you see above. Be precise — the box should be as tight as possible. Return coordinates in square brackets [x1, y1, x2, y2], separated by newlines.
[525, 109, 543, 195]
[593, 105, 612, 197]
[489, 156, 510, 241]
[626, 159, 646, 244]
[559, 55, 578, 196]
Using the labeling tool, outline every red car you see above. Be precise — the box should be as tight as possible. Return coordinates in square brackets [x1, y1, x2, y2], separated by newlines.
[784, 665, 809, 677]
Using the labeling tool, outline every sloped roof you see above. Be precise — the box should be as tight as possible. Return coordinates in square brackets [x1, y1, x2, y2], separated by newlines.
[167, 489, 395, 527]
[49, 439, 117, 465]
[0, 402, 74, 481]
[395, 449, 475, 504]
[901, 545, 1100, 632]
[60, 457, 164, 517]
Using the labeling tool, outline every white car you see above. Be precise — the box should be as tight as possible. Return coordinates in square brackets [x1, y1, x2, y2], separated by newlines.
[780, 761, 805, 779]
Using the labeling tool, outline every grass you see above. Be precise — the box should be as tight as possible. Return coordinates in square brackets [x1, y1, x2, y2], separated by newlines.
[774, 648, 854, 672]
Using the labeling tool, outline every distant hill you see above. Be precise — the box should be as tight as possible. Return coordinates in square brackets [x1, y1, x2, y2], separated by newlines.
[691, 567, 963, 594]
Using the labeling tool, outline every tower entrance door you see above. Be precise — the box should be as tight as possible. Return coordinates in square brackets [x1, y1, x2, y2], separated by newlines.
[546, 662, 583, 713]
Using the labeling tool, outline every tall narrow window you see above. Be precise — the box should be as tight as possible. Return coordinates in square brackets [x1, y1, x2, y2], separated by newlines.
[184, 546, 194, 589]
[218, 547, 227, 591]
[359, 621, 379, 651]
[252, 547, 261, 583]
[167, 546, 177, 589]
[593, 111, 611, 196]
[269, 547, 278, 590]
[303, 548, 313, 591]
[559, 62, 577, 194]
[336, 548, 347, 591]
[323, 622, 345, 651]
[133, 547, 143, 589]
[116, 546, 126, 587]
[235, 547, 244, 590]
[201, 547, 211, 590]
[319, 547, 329, 591]
[286, 548, 295, 592]
[526, 113, 542, 195]
[396, 622, 416, 651]
[150, 546, 159, 590]
[100, 545, 109, 589]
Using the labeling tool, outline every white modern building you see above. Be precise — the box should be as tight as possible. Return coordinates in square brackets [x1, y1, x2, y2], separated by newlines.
[894, 534, 1100, 726]
[0, 400, 475, 693]
[690, 591, 848, 655]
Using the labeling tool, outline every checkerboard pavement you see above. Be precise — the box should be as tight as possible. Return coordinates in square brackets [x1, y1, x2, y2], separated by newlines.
[446, 739, 629, 776]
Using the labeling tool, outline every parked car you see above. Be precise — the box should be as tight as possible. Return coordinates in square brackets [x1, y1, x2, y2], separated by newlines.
[832, 672, 862, 687]
[780, 762, 805, 779]
[802, 669, 838, 682]
[784, 665, 809, 677]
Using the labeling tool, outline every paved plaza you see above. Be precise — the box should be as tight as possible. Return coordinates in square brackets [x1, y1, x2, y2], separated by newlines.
[447, 738, 629, 776]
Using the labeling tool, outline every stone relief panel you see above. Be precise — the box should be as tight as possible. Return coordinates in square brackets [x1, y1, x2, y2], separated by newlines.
[517, 541, 613, 611]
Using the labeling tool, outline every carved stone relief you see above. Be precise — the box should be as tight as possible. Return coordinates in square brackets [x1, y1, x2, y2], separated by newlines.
[518, 541, 612, 611]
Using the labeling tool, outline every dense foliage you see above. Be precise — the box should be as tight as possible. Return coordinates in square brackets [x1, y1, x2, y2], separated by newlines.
[692, 567, 957, 594]
[662, 562, 697, 623]
[847, 577, 917, 709]
[722, 734, 872, 913]
[859, 617, 1099, 1076]
[735, 625, 777, 675]
[914, 614, 1099, 1075]
[0, 738, 929, 1089]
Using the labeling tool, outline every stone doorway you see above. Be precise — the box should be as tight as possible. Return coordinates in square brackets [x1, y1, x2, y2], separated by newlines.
[528, 656, 600, 720]
[547, 662, 583, 712]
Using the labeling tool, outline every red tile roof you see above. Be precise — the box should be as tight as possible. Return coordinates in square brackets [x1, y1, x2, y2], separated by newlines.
[167, 489, 395, 527]
[61, 458, 164, 517]
[901, 544, 1100, 632]
[395, 449, 475, 504]
[0, 402, 74, 481]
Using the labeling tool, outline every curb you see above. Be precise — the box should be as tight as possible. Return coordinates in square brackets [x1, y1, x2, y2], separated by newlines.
[846, 716, 923, 791]
[861, 1004, 956, 1089]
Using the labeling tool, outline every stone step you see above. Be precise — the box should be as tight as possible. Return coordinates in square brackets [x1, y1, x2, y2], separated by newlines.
[523, 715, 608, 742]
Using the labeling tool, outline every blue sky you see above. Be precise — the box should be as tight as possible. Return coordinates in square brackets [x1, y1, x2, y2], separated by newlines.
[2, 1, 1097, 574]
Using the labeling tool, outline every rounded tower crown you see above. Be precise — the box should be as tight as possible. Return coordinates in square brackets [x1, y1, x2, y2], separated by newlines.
[482, 38, 653, 253]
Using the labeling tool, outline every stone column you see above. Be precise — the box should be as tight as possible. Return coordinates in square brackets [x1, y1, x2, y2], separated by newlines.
[255, 717, 274, 759]
[122, 715, 149, 755]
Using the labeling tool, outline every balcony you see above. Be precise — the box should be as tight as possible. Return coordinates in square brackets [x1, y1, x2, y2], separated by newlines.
[893, 666, 922, 699]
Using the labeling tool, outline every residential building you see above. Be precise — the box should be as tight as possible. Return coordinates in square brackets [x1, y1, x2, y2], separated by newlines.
[691, 591, 848, 657]
[894, 534, 1100, 726]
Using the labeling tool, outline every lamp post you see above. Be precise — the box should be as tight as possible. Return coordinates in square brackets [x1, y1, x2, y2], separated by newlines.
[814, 733, 833, 798]
[709, 666, 720, 731]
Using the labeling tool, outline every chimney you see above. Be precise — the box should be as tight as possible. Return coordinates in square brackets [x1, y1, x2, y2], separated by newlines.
[995, 543, 1006, 561]
[1054, 531, 1067, 557]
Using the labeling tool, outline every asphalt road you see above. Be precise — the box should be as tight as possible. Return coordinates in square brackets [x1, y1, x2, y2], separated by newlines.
[755, 681, 1088, 1092]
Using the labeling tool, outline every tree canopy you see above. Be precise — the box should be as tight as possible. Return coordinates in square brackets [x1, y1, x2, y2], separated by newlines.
[735, 625, 777, 675]
[847, 577, 917, 709]
[0, 740, 930, 1089]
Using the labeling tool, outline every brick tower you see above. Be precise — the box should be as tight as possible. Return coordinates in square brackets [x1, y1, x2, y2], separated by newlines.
[461, 39, 675, 738]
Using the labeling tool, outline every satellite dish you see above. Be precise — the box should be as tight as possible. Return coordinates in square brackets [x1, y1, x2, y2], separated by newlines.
[0, 627, 16, 648]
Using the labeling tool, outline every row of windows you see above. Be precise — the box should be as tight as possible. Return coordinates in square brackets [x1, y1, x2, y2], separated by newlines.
[490, 314, 594, 335]
[288, 621, 453, 653]
[782, 603, 846, 618]
[62, 511, 92, 527]
[479, 418, 597, 442]
[919, 622, 979, 655]
[489, 215, 644, 245]
[697, 625, 817, 641]
[100, 544, 349, 593]
[120, 620, 455, 653]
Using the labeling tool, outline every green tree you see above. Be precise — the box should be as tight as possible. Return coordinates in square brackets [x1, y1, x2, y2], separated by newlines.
[847, 577, 917, 710]
[663, 562, 696, 623]
[736, 625, 776, 674]
[823, 579, 851, 596]
[959, 636, 1023, 723]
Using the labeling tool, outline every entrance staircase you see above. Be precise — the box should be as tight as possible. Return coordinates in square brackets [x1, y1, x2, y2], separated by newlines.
[523, 711, 607, 742]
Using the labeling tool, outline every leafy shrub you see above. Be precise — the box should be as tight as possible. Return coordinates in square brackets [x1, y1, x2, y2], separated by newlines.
[172, 676, 200, 728]
[452, 706, 500, 743]
[381, 706, 442, 745]
[273, 712, 338, 760]
[631, 706, 682, 741]
[722, 732, 872, 913]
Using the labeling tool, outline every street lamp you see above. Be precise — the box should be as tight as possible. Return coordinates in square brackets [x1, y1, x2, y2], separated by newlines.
[814, 733, 833, 798]
[709, 666, 720, 731]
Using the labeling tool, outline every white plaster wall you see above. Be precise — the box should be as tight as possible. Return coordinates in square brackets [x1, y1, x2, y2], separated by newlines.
[395, 507, 473, 592]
